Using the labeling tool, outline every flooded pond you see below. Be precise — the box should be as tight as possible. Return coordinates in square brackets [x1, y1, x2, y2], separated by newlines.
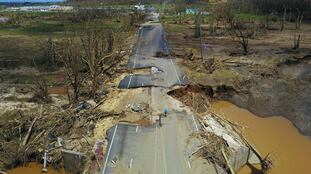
[8, 162, 66, 174]
[211, 101, 311, 174]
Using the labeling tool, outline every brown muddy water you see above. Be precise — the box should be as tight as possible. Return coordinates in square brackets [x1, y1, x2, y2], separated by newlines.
[47, 86, 68, 95]
[8, 162, 67, 174]
[211, 101, 311, 174]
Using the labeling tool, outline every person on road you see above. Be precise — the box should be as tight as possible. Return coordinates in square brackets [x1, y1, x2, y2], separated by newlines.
[163, 108, 168, 117]
[159, 108, 169, 127]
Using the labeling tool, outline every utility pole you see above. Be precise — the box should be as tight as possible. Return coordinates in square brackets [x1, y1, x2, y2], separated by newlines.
[199, 11, 204, 63]
[161, 0, 167, 15]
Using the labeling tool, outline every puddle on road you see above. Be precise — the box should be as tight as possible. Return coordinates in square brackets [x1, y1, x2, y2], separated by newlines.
[211, 101, 311, 174]
[8, 162, 67, 174]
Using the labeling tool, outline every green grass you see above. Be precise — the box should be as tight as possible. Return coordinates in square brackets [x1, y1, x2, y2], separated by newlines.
[161, 14, 196, 22]
[3, 96, 30, 102]
[22, 21, 67, 33]
[235, 13, 264, 21]
[0, 5, 5, 11]
[6, 74, 36, 84]
[0, 19, 126, 35]
[0, 11, 132, 82]
[164, 23, 189, 33]
[0, 34, 40, 63]
[0, 13, 134, 87]
[0, 21, 81, 35]
[212, 69, 239, 80]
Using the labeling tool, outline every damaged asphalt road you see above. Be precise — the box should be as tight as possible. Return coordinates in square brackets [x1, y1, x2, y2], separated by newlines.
[102, 22, 211, 174]
[118, 23, 187, 89]
[103, 110, 201, 174]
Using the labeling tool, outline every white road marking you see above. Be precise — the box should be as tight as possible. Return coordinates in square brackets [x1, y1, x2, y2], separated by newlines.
[129, 158, 133, 168]
[129, 158, 133, 174]
[127, 75, 133, 88]
[153, 126, 158, 174]
[187, 161, 192, 169]
[160, 127, 168, 174]
[192, 115, 199, 131]
[102, 125, 118, 174]
[133, 46, 138, 68]
[170, 58, 182, 85]
[136, 126, 139, 133]
[170, 57, 173, 63]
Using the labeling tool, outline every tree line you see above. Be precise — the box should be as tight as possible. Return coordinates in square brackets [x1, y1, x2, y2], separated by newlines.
[231, 0, 311, 19]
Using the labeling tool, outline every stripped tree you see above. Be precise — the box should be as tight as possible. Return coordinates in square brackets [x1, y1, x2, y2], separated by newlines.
[174, 0, 186, 24]
[280, 5, 287, 31]
[80, 24, 129, 97]
[57, 35, 84, 103]
[229, 19, 255, 55]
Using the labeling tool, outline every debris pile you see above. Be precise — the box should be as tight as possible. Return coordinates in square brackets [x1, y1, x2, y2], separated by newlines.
[191, 132, 229, 172]
[193, 113, 271, 174]
[126, 103, 148, 112]
[168, 85, 212, 113]
[0, 103, 122, 173]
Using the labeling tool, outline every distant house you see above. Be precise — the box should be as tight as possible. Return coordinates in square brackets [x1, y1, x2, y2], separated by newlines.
[49, 5, 73, 11]
[6, 5, 73, 12]
[186, 8, 209, 16]
[186, 8, 199, 14]
[134, 4, 145, 11]
[0, 17, 9, 23]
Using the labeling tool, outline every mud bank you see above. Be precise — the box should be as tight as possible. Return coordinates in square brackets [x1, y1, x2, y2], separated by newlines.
[228, 59, 311, 136]
[166, 19, 311, 136]
[211, 101, 311, 174]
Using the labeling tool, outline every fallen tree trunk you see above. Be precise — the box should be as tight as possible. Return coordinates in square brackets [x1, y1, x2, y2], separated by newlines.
[221, 146, 235, 174]
[22, 105, 43, 146]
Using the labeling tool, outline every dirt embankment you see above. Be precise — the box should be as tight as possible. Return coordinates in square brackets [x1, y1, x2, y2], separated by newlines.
[168, 85, 212, 114]
[165, 21, 311, 135]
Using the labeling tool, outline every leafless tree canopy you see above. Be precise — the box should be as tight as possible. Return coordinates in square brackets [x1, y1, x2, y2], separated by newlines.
[228, 20, 254, 55]
[80, 23, 129, 97]
[231, 0, 311, 16]
[57, 36, 84, 103]
[30, 72, 50, 103]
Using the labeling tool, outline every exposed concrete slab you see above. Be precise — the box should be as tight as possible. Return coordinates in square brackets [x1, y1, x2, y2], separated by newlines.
[248, 150, 261, 164]
[202, 115, 261, 172]
[61, 149, 86, 174]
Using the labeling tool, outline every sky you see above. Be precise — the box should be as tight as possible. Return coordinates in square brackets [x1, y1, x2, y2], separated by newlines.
[0, 0, 64, 2]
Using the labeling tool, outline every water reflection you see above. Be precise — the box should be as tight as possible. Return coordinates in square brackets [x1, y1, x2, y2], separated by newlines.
[211, 101, 311, 174]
